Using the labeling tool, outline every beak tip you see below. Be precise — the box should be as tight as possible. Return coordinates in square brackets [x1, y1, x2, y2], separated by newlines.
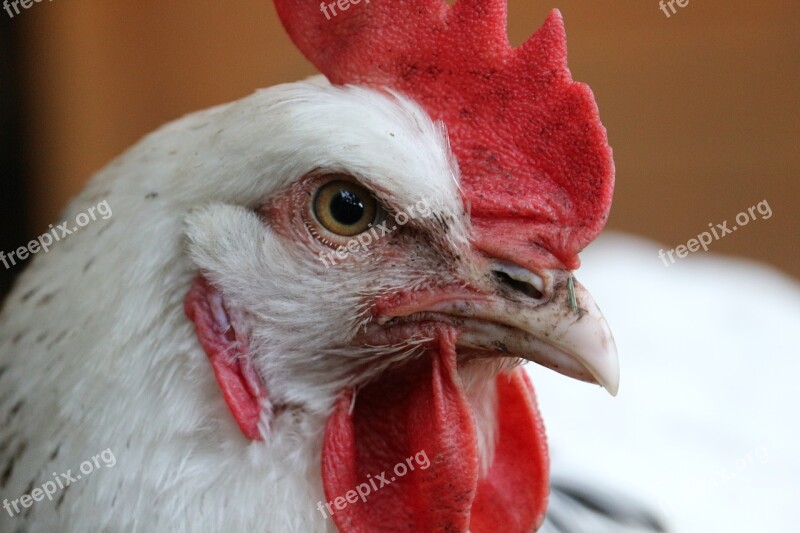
[590, 338, 620, 397]
[606, 348, 621, 397]
[593, 363, 619, 397]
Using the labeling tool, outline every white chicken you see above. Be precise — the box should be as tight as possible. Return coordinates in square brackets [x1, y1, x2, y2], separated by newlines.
[0, 2, 630, 532]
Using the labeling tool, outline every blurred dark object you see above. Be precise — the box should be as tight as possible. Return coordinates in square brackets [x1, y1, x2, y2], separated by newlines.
[0, 14, 29, 301]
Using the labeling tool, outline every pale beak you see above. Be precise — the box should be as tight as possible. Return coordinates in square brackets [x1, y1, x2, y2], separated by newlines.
[409, 265, 620, 395]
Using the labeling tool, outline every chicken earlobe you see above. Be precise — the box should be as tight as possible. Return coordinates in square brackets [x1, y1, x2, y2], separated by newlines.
[185, 276, 269, 441]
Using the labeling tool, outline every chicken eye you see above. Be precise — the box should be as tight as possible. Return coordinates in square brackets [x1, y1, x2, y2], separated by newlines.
[313, 180, 378, 237]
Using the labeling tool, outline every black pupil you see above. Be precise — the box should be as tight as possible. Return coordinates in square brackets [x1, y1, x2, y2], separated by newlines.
[329, 189, 366, 226]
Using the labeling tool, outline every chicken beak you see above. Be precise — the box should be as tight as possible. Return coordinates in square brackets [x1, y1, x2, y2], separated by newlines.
[416, 267, 620, 396]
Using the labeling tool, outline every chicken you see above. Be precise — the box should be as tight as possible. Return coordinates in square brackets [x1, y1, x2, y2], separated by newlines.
[0, 1, 618, 531]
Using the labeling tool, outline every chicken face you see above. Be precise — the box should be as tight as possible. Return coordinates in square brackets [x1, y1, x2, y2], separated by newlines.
[183, 81, 617, 532]
[0, 4, 617, 530]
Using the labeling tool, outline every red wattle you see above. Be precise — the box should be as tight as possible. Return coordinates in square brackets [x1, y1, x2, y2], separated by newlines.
[470, 370, 549, 532]
[322, 328, 549, 532]
[322, 329, 479, 532]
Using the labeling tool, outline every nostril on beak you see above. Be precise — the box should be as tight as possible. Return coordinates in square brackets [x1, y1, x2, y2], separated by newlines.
[492, 270, 544, 300]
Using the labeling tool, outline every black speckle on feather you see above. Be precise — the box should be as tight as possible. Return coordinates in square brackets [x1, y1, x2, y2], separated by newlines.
[47, 330, 69, 351]
[35, 331, 48, 344]
[83, 258, 95, 273]
[1, 440, 27, 488]
[21, 479, 35, 518]
[145, 192, 159, 200]
[20, 288, 37, 303]
[0, 435, 12, 456]
[8, 400, 23, 419]
[55, 485, 70, 510]
[97, 220, 114, 237]
[12, 330, 26, 345]
[110, 478, 124, 508]
[2, 400, 24, 429]
[49, 445, 61, 462]
[37, 293, 56, 306]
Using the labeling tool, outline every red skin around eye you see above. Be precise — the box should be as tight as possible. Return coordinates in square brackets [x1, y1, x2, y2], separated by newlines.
[260, 175, 399, 259]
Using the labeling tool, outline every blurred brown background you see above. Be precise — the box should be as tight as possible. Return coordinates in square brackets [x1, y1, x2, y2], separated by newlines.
[4, 0, 799, 289]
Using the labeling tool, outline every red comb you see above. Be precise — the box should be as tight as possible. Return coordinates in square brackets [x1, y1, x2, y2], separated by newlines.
[274, 0, 614, 270]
